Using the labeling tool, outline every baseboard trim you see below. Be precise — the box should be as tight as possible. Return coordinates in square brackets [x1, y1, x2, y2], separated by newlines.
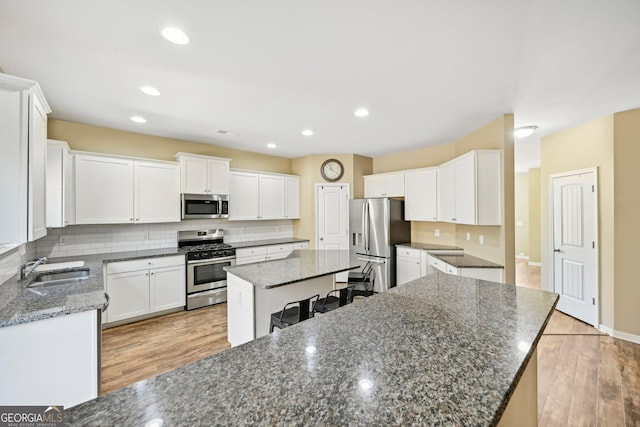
[598, 325, 613, 336]
[613, 330, 640, 345]
[527, 262, 542, 267]
[516, 255, 529, 260]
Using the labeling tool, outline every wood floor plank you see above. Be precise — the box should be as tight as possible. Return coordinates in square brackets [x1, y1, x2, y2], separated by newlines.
[537, 335, 565, 420]
[597, 336, 626, 426]
[567, 335, 599, 426]
[617, 339, 640, 426]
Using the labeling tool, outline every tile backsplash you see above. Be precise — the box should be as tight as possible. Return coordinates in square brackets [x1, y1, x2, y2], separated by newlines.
[0, 241, 37, 285]
[36, 219, 294, 258]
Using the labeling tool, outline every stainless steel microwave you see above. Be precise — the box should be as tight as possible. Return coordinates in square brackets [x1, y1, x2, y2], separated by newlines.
[181, 194, 229, 219]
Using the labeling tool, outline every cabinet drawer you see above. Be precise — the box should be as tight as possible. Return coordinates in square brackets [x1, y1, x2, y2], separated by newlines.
[266, 244, 293, 255]
[106, 255, 184, 274]
[396, 247, 420, 260]
[236, 246, 267, 258]
[427, 255, 447, 273]
[235, 254, 268, 265]
[291, 241, 309, 250]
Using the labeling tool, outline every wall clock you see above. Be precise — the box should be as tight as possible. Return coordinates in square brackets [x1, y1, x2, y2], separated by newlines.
[320, 158, 344, 182]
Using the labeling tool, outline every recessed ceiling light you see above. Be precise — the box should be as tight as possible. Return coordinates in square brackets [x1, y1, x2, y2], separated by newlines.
[216, 129, 234, 136]
[302, 129, 314, 136]
[267, 143, 277, 149]
[514, 126, 538, 138]
[140, 86, 161, 96]
[354, 108, 369, 117]
[130, 115, 147, 123]
[161, 27, 189, 45]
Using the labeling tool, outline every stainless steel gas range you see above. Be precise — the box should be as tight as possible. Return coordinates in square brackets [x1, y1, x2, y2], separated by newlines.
[178, 229, 235, 310]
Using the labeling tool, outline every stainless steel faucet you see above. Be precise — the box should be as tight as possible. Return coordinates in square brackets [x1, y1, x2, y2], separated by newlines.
[20, 257, 48, 280]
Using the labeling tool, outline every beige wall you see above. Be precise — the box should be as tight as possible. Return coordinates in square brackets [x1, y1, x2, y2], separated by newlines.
[352, 155, 373, 199]
[528, 168, 541, 264]
[373, 115, 516, 282]
[612, 109, 640, 336]
[48, 119, 292, 173]
[515, 173, 530, 257]
[540, 115, 615, 329]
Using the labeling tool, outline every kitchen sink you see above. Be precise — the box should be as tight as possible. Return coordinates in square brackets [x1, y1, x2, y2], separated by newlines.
[28, 268, 90, 288]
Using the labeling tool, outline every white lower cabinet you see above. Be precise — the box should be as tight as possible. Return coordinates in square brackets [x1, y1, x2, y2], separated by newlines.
[104, 256, 185, 325]
[235, 241, 309, 265]
[396, 247, 422, 285]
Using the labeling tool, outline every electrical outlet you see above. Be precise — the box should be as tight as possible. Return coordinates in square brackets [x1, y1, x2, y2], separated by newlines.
[479, 235, 484, 245]
[435, 229, 440, 237]
[142, 231, 149, 240]
[466, 232, 471, 241]
[59, 236, 68, 246]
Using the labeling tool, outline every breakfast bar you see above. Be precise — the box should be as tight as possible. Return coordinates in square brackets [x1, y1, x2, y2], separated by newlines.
[224, 249, 360, 346]
[66, 271, 557, 425]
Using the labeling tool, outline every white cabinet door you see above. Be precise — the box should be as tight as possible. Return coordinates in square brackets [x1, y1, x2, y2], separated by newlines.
[63, 149, 76, 226]
[75, 155, 134, 224]
[229, 170, 260, 220]
[396, 256, 422, 285]
[149, 265, 186, 312]
[385, 172, 405, 197]
[259, 174, 285, 219]
[454, 153, 477, 225]
[105, 270, 150, 322]
[364, 174, 386, 198]
[405, 168, 438, 221]
[46, 140, 65, 228]
[209, 159, 230, 194]
[29, 94, 48, 241]
[284, 176, 300, 219]
[134, 161, 180, 223]
[181, 156, 209, 194]
[437, 161, 456, 222]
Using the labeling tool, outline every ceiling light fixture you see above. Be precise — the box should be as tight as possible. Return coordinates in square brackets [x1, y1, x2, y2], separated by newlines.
[140, 86, 161, 96]
[354, 108, 369, 117]
[130, 115, 147, 123]
[302, 129, 314, 136]
[267, 143, 277, 149]
[514, 126, 538, 138]
[161, 27, 189, 45]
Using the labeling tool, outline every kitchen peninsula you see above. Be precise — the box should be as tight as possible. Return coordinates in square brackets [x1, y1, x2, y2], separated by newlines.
[66, 272, 557, 426]
[225, 249, 360, 346]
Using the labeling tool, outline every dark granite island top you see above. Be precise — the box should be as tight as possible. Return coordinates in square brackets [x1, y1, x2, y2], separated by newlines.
[66, 273, 558, 426]
[224, 249, 360, 289]
[431, 252, 504, 269]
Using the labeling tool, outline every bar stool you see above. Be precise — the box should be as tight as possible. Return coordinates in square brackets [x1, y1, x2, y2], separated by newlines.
[347, 262, 376, 302]
[269, 294, 320, 333]
[313, 284, 355, 314]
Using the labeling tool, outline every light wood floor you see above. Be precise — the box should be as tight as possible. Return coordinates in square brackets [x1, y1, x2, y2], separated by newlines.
[101, 264, 640, 426]
[516, 258, 640, 426]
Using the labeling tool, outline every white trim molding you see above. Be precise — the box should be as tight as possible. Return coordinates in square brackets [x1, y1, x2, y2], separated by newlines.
[516, 255, 529, 260]
[528, 261, 542, 267]
[613, 330, 640, 345]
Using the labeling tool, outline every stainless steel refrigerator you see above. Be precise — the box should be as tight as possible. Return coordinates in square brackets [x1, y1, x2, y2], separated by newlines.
[349, 198, 411, 292]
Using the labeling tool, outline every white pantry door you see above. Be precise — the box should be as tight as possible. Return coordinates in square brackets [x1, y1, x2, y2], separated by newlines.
[316, 184, 350, 282]
[551, 170, 598, 326]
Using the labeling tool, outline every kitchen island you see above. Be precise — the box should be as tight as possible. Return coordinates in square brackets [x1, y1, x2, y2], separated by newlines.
[66, 272, 557, 426]
[224, 249, 360, 346]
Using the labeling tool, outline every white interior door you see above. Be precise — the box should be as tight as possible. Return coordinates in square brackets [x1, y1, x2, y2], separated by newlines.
[552, 170, 598, 326]
[316, 184, 350, 282]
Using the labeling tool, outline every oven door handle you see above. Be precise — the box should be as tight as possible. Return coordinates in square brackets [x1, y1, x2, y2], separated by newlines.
[187, 256, 236, 265]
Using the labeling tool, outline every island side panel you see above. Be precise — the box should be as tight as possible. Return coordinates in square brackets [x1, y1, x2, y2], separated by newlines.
[254, 275, 335, 339]
[227, 273, 256, 347]
[497, 347, 538, 427]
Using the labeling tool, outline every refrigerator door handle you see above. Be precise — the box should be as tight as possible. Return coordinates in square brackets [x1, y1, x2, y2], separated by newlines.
[362, 201, 368, 253]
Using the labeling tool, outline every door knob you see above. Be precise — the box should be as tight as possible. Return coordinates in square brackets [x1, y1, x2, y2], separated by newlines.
[553, 249, 561, 252]
[320, 237, 324, 240]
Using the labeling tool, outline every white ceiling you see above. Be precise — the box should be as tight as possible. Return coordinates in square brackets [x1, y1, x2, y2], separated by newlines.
[1, 1, 639, 171]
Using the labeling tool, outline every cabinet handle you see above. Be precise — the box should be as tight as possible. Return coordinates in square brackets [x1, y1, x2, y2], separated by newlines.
[130, 218, 134, 222]
[145, 273, 149, 276]
[150, 272, 155, 275]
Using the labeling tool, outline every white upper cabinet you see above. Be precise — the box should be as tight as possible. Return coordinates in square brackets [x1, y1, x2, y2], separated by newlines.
[0, 73, 51, 244]
[229, 170, 300, 220]
[134, 161, 180, 223]
[46, 140, 75, 228]
[75, 152, 180, 224]
[437, 150, 501, 225]
[284, 176, 300, 219]
[364, 171, 405, 198]
[175, 153, 231, 195]
[404, 167, 438, 221]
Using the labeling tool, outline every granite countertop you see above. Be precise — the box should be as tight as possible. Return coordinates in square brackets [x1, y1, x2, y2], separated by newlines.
[224, 249, 360, 289]
[66, 273, 558, 426]
[431, 252, 504, 269]
[0, 248, 184, 328]
[396, 242, 463, 251]
[228, 237, 310, 249]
